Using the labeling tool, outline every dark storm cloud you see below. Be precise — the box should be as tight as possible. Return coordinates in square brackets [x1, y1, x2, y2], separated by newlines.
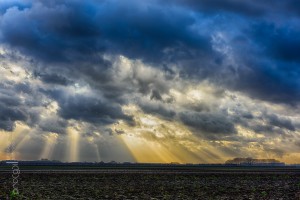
[236, 23, 300, 104]
[56, 94, 133, 125]
[0, 0, 105, 62]
[138, 100, 176, 119]
[0, 81, 41, 131]
[34, 72, 72, 85]
[39, 81, 134, 126]
[266, 114, 295, 131]
[173, 0, 300, 17]
[173, 0, 267, 17]
[179, 111, 236, 138]
[249, 22, 300, 63]
[231, 61, 300, 105]
[172, 1, 300, 106]
[0, 105, 26, 131]
[0, 0, 211, 64]
[216, 21, 300, 105]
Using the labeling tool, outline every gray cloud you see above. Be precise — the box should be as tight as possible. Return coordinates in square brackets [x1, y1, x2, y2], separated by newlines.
[138, 99, 176, 119]
[57, 94, 133, 125]
[0, 80, 40, 131]
[38, 117, 68, 134]
[267, 114, 295, 132]
[179, 111, 237, 138]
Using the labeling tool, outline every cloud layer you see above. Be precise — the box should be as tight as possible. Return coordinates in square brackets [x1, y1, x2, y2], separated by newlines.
[0, 0, 300, 163]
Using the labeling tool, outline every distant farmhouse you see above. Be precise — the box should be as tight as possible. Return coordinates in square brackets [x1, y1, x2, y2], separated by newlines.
[225, 157, 285, 166]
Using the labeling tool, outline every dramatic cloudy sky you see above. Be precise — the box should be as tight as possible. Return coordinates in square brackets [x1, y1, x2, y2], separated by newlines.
[0, 0, 300, 163]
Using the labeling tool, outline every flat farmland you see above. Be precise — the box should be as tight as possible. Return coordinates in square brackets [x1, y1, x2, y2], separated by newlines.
[0, 167, 300, 199]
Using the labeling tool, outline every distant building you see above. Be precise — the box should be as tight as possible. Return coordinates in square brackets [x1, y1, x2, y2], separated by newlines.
[225, 157, 285, 166]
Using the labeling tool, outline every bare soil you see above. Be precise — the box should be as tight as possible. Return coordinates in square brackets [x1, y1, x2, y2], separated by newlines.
[0, 170, 300, 199]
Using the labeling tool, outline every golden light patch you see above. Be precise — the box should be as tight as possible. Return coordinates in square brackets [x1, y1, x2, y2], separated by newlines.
[112, 104, 229, 164]
[281, 153, 300, 164]
[119, 134, 171, 163]
[0, 122, 30, 160]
